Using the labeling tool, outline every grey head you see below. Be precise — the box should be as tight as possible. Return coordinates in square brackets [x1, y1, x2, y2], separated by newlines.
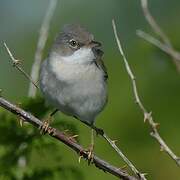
[50, 24, 103, 58]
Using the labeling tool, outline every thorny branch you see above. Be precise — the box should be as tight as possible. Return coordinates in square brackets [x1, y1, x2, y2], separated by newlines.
[112, 19, 180, 167]
[112, 20, 147, 180]
[138, 0, 180, 72]
[0, 96, 137, 180]
[3, 42, 39, 89]
[28, 0, 57, 97]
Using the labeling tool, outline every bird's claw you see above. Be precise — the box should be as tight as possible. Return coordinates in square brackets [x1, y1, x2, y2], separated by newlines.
[78, 155, 83, 163]
[47, 127, 57, 136]
[39, 120, 50, 134]
[39, 120, 57, 136]
[86, 144, 94, 165]
[18, 117, 24, 127]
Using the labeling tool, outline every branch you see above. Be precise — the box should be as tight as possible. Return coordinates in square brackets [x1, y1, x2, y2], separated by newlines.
[139, 0, 180, 72]
[140, 0, 171, 46]
[136, 30, 180, 61]
[28, 0, 57, 97]
[3, 42, 39, 89]
[0, 96, 137, 180]
[102, 134, 146, 180]
[112, 19, 180, 167]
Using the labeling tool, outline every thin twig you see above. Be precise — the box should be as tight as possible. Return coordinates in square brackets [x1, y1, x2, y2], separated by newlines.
[139, 0, 180, 72]
[0, 96, 137, 180]
[112, 19, 180, 167]
[112, 20, 147, 180]
[3, 42, 39, 89]
[102, 134, 147, 180]
[28, 0, 57, 97]
[79, 120, 143, 179]
[140, 0, 171, 46]
[136, 30, 180, 61]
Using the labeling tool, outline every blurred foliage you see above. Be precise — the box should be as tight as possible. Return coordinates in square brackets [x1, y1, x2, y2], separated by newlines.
[0, 96, 82, 180]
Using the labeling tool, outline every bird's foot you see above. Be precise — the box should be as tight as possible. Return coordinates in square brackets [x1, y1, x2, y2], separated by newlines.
[39, 109, 58, 135]
[15, 102, 25, 127]
[47, 127, 57, 136]
[39, 119, 50, 135]
[39, 109, 57, 135]
[86, 144, 94, 165]
[18, 116, 25, 127]
[39, 119, 57, 136]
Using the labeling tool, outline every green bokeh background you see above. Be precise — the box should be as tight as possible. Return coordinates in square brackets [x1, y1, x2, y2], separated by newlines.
[0, 0, 180, 179]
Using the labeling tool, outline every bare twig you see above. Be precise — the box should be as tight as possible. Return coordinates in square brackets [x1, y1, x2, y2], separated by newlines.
[136, 30, 180, 61]
[3, 42, 39, 89]
[139, 0, 180, 72]
[72, 116, 144, 179]
[28, 0, 57, 97]
[112, 19, 180, 167]
[112, 20, 147, 180]
[0, 96, 137, 180]
[103, 134, 147, 180]
[140, 0, 171, 46]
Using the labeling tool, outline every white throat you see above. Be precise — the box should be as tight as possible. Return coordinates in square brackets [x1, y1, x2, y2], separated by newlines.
[49, 47, 97, 82]
[52, 47, 95, 65]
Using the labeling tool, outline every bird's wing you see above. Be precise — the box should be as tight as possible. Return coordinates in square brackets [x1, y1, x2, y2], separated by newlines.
[94, 58, 108, 81]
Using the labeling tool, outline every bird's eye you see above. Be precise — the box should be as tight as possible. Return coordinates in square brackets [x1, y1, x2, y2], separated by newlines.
[69, 39, 78, 48]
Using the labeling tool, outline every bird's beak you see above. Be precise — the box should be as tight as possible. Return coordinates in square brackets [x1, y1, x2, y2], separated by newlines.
[89, 41, 104, 57]
[89, 41, 102, 48]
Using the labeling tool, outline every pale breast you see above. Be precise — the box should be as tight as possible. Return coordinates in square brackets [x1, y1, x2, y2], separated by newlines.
[40, 54, 107, 125]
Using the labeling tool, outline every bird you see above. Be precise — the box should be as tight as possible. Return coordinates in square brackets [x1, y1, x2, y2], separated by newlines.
[39, 24, 108, 160]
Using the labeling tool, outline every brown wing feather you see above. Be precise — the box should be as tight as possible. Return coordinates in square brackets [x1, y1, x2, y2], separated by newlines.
[94, 58, 108, 81]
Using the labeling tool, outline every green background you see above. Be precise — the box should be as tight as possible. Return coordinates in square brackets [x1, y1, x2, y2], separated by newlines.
[0, 0, 180, 179]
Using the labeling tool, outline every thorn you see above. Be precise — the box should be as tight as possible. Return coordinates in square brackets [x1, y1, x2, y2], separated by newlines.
[64, 129, 69, 133]
[134, 100, 138, 104]
[68, 134, 79, 142]
[71, 134, 79, 138]
[120, 164, 127, 170]
[141, 172, 148, 177]
[13, 59, 21, 67]
[150, 131, 155, 137]
[176, 157, 180, 165]
[154, 122, 160, 128]
[112, 139, 118, 144]
[137, 172, 148, 179]
[160, 145, 164, 152]
[144, 111, 152, 122]
[78, 155, 83, 163]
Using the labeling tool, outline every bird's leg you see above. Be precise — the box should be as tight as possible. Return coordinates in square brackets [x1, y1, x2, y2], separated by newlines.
[86, 129, 94, 164]
[80, 120, 104, 136]
[39, 109, 58, 134]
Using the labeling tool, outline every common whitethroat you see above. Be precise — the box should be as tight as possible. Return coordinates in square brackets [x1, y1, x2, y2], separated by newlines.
[39, 24, 108, 159]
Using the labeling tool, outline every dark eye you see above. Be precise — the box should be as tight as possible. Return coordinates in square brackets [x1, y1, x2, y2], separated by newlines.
[69, 39, 78, 48]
